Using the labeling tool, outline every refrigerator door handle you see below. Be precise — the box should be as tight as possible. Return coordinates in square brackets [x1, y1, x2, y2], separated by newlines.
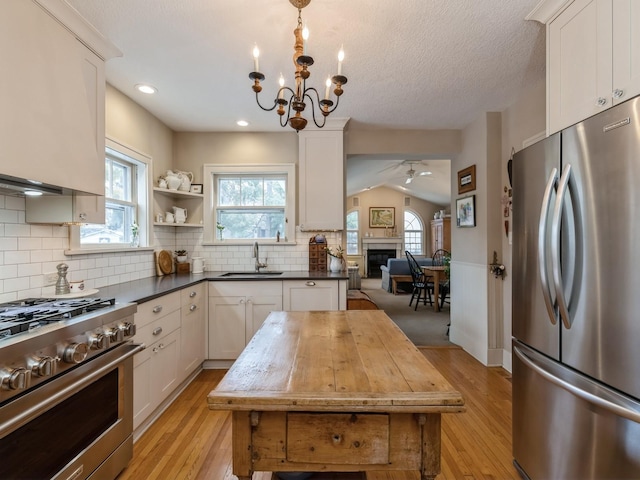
[538, 167, 558, 325]
[551, 163, 572, 329]
[514, 344, 640, 424]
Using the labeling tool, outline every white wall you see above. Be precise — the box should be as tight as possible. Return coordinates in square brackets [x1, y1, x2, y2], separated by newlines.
[499, 79, 546, 371]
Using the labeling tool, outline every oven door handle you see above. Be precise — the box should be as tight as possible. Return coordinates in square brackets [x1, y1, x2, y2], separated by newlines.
[0, 342, 145, 438]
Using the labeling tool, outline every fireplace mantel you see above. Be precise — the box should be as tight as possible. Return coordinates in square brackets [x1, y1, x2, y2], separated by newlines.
[362, 237, 404, 277]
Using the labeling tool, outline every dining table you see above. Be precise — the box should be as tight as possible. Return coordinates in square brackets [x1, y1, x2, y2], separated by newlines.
[207, 310, 465, 480]
[421, 265, 447, 312]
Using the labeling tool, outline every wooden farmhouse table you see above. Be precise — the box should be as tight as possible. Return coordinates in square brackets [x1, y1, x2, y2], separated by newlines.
[207, 310, 465, 480]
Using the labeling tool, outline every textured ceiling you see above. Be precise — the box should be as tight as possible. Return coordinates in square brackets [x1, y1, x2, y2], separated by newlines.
[65, 0, 546, 203]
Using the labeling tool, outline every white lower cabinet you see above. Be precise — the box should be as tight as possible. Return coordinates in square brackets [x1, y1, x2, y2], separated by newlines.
[283, 279, 347, 311]
[132, 290, 181, 430]
[179, 283, 206, 378]
[208, 281, 283, 360]
[132, 284, 208, 432]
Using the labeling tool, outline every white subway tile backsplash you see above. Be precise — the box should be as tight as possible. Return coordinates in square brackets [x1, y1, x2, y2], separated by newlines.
[0, 194, 325, 297]
[6, 251, 31, 265]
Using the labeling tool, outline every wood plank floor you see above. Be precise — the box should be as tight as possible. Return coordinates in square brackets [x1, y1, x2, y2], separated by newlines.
[116, 346, 519, 480]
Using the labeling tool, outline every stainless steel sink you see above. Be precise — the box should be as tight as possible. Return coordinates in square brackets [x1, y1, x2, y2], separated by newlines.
[220, 271, 284, 278]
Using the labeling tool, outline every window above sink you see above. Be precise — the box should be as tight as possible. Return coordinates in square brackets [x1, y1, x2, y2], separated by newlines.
[203, 164, 296, 245]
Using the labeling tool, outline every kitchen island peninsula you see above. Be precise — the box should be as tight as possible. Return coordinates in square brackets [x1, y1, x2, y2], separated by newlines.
[207, 310, 465, 479]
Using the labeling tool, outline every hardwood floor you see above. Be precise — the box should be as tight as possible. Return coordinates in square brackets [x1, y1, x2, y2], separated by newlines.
[117, 347, 518, 480]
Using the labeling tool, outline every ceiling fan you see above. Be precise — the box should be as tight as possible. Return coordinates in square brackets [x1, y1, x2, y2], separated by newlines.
[404, 163, 433, 184]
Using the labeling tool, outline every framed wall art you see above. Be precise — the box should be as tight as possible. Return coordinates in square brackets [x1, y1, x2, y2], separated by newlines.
[369, 207, 395, 228]
[456, 195, 476, 227]
[457, 165, 476, 194]
[190, 183, 203, 194]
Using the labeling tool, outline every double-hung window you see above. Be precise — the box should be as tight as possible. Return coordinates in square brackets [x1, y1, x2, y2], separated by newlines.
[217, 175, 285, 239]
[73, 139, 149, 250]
[204, 164, 296, 243]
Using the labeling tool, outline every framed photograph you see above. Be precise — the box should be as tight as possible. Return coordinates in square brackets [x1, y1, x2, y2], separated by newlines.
[190, 184, 203, 194]
[369, 207, 395, 228]
[457, 165, 476, 194]
[456, 195, 476, 227]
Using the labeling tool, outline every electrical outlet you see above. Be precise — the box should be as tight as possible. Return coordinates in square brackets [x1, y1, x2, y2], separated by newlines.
[44, 272, 58, 286]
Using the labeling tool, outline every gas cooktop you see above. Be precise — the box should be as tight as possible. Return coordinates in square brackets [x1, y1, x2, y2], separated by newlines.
[0, 297, 116, 340]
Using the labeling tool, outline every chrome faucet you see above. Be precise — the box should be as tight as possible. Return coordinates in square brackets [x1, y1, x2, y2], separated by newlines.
[253, 241, 267, 272]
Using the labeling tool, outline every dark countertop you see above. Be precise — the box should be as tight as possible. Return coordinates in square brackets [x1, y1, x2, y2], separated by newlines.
[98, 271, 349, 305]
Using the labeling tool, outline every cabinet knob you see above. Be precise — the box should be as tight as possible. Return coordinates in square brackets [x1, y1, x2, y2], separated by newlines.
[153, 327, 163, 336]
[239, 299, 245, 304]
[190, 304, 197, 311]
[613, 88, 624, 99]
[596, 97, 607, 107]
[152, 305, 163, 313]
[189, 291, 197, 298]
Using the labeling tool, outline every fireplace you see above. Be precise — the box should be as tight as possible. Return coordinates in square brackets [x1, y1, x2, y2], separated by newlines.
[367, 249, 396, 278]
[362, 237, 404, 277]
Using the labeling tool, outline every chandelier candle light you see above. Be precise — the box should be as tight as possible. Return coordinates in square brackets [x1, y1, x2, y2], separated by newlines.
[249, 0, 347, 131]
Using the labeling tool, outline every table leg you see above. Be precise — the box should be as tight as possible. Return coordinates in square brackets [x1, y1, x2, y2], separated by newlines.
[232, 411, 254, 480]
[432, 273, 441, 312]
[420, 413, 441, 480]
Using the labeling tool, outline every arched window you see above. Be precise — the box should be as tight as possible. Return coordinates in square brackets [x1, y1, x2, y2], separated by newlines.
[404, 210, 423, 255]
[346, 210, 359, 254]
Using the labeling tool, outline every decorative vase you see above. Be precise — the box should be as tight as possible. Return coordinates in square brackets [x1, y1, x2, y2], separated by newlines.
[130, 235, 139, 247]
[329, 255, 342, 272]
[176, 255, 188, 263]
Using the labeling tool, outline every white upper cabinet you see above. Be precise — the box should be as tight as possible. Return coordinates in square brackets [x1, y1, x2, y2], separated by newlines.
[0, 0, 119, 194]
[548, 0, 640, 134]
[298, 119, 349, 231]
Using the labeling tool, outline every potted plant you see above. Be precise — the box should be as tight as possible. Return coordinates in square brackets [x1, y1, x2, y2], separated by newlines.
[175, 249, 188, 263]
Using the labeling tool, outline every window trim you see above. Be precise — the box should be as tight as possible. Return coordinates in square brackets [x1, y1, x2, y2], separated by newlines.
[203, 164, 296, 245]
[67, 138, 150, 254]
[346, 209, 360, 255]
[403, 209, 424, 256]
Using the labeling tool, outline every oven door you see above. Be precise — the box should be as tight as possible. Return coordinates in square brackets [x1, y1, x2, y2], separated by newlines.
[0, 342, 144, 480]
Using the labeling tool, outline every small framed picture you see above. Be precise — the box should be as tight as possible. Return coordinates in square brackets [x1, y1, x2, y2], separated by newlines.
[456, 195, 476, 227]
[190, 184, 203, 194]
[457, 165, 476, 194]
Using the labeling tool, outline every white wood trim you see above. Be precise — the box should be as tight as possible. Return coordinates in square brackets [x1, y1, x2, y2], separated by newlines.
[522, 131, 547, 148]
[526, 0, 575, 24]
[33, 0, 122, 59]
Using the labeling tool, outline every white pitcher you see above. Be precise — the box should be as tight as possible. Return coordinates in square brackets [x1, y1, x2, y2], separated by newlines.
[164, 171, 182, 190]
[165, 212, 175, 223]
[177, 171, 193, 192]
[172, 206, 187, 223]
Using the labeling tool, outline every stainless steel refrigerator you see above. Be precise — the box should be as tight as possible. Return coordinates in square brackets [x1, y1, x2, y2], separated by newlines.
[512, 97, 640, 479]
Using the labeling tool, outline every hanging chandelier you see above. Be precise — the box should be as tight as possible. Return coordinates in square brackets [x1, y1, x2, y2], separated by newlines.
[249, 0, 347, 132]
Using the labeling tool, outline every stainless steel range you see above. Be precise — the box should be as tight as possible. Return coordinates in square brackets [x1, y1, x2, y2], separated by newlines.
[0, 296, 143, 480]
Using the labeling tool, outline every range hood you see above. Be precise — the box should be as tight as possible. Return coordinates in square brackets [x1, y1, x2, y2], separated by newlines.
[0, 174, 66, 196]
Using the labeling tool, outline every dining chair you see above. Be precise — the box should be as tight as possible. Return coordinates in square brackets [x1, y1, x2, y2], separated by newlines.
[405, 251, 433, 310]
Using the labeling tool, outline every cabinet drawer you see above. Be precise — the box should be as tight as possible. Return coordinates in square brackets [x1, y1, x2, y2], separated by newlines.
[181, 283, 206, 306]
[286, 413, 389, 465]
[135, 291, 181, 329]
[134, 309, 181, 347]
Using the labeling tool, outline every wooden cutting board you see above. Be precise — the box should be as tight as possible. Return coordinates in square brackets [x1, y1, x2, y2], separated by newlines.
[155, 250, 174, 276]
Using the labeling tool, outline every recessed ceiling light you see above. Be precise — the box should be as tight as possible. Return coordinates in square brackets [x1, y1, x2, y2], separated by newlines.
[24, 190, 43, 196]
[135, 84, 157, 94]
[237, 120, 249, 127]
